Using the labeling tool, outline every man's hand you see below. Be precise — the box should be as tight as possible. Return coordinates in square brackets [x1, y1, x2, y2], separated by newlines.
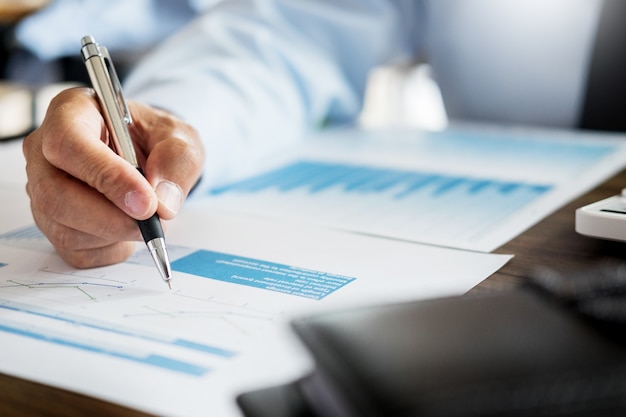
[23, 87, 205, 268]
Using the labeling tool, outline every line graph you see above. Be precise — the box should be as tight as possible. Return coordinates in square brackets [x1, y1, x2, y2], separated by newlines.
[0, 263, 136, 303]
[125, 305, 270, 337]
[0, 240, 289, 376]
[3, 279, 124, 301]
[0, 233, 304, 358]
[118, 288, 286, 342]
[40, 264, 111, 280]
[126, 303, 277, 323]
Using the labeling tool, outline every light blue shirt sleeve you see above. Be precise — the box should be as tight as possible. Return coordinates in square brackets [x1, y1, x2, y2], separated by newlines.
[123, 0, 423, 189]
[15, 0, 198, 60]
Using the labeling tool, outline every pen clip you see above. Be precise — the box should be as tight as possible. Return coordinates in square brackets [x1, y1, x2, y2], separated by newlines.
[99, 46, 132, 126]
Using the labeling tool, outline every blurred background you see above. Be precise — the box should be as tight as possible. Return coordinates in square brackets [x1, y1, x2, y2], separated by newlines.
[0, 0, 447, 140]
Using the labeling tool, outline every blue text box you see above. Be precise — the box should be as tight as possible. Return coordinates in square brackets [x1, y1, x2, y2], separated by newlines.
[172, 250, 355, 300]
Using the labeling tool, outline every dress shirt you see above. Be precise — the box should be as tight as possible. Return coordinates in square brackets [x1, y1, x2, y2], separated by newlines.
[123, 0, 602, 189]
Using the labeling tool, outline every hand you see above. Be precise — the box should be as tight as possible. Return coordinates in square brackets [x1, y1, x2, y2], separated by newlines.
[23, 87, 205, 268]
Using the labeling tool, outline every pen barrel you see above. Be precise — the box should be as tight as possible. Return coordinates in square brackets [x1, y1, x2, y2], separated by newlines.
[137, 167, 163, 243]
[81, 36, 138, 168]
[135, 168, 165, 242]
[137, 213, 164, 242]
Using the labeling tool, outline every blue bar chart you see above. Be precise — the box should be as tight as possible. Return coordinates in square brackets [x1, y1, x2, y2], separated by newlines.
[208, 160, 552, 250]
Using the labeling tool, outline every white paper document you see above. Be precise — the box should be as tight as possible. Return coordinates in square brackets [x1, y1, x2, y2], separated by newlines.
[202, 126, 626, 252]
[0, 207, 511, 417]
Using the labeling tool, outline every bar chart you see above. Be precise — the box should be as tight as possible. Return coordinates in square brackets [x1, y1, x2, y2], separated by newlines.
[202, 127, 625, 251]
[207, 160, 552, 250]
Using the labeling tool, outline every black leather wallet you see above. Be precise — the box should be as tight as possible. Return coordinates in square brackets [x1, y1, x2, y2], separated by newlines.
[237, 263, 626, 417]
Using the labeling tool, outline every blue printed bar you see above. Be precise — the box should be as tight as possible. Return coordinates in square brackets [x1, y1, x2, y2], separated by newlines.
[0, 322, 210, 376]
[0, 300, 236, 377]
[208, 160, 553, 203]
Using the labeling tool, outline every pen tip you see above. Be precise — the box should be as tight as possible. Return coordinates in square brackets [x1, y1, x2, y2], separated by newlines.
[166, 279, 172, 290]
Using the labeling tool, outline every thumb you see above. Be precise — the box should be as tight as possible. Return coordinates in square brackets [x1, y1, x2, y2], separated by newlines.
[129, 102, 205, 219]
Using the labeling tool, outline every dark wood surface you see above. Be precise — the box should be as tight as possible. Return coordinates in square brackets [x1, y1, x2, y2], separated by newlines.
[1, 168, 626, 416]
[479, 166, 626, 292]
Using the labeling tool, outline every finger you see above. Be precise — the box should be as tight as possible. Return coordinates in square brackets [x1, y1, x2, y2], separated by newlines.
[129, 102, 205, 219]
[25, 158, 141, 244]
[57, 239, 137, 269]
[29, 206, 137, 268]
[37, 88, 159, 220]
[25, 158, 140, 268]
[25, 161, 140, 267]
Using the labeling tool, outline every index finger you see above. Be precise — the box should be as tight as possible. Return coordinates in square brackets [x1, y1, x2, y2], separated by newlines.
[38, 88, 159, 220]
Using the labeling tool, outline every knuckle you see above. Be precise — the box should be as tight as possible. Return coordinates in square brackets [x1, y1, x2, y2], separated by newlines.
[59, 242, 135, 269]
[28, 177, 63, 220]
[45, 222, 80, 252]
[88, 160, 127, 196]
[61, 250, 95, 269]
[40, 136, 68, 171]
[22, 129, 39, 157]
[171, 134, 203, 165]
[40, 89, 104, 168]
[158, 128, 205, 176]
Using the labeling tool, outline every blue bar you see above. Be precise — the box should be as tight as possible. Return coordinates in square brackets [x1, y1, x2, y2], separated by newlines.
[432, 178, 464, 196]
[499, 183, 521, 194]
[307, 164, 353, 193]
[0, 322, 210, 376]
[173, 339, 236, 358]
[206, 160, 554, 210]
[394, 174, 439, 199]
[341, 166, 384, 191]
[467, 180, 493, 194]
[208, 163, 299, 195]
[0, 302, 236, 359]
[0, 225, 44, 241]
[346, 169, 413, 193]
[532, 184, 552, 194]
[276, 161, 329, 191]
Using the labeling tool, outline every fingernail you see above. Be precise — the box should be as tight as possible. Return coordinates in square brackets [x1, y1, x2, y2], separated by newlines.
[156, 180, 183, 215]
[124, 190, 151, 218]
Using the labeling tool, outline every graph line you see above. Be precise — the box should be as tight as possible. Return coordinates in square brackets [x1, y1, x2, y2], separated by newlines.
[2, 279, 125, 301]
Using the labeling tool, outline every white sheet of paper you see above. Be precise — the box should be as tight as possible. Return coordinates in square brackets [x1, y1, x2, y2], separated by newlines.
[200, 126, 626, 252]
[0, 134, 512, 416]
[0, 203, 511, 416]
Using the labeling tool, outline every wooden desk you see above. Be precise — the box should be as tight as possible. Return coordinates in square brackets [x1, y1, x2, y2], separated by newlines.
[483, 166, 626, 292]
[1, 167, 625, 416]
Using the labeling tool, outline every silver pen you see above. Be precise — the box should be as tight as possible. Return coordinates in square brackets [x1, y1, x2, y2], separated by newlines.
[80, 35, 172, 289]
